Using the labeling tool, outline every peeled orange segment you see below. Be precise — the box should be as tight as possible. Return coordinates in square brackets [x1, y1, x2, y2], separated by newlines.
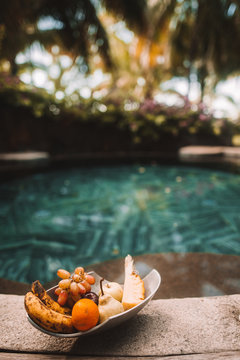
[122, 255, 145, 311]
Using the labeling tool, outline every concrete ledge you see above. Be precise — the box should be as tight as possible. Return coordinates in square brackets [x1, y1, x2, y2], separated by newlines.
[179, 146, 240, 159]
[0, 152, 49, 161]
[0, 294, 239, 357]
[179, 146, 225, 158]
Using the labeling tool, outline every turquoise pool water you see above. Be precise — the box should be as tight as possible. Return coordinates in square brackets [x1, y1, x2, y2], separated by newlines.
[1, 164, 240, 283]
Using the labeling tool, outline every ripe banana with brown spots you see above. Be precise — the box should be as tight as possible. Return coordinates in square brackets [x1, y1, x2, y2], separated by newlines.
[31, 280, 71, 315]
[24, 292, 75, 333]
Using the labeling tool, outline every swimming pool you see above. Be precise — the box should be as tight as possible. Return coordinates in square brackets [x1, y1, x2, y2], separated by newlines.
[1, 164, 240, 283]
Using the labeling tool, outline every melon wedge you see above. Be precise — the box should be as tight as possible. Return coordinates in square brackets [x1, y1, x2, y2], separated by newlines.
[122, 255, 145, 310]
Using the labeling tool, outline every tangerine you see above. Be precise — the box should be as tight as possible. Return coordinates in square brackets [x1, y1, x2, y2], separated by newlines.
[72, 298, 99, 331]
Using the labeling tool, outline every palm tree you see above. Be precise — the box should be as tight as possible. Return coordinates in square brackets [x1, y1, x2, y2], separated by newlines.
[0, 0, 148, 75]
[119, 0, 240, 101]
[1, 0, 239, 102]
[158, 0, 240, 99]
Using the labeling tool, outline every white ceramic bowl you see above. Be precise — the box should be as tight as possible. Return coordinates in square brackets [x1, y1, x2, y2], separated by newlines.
[27, 269, 161, 337]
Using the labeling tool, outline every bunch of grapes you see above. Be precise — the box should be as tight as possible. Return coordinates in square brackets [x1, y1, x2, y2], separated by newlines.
[55, 267, 97, 308]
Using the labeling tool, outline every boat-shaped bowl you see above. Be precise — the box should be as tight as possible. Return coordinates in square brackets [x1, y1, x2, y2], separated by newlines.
[27, 268, 161, 337]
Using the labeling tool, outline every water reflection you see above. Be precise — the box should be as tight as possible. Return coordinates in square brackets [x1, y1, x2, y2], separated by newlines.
[1, 164, 240, 283]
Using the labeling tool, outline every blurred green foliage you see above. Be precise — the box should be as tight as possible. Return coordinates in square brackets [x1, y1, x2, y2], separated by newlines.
[0, 0, 240, 153]
[0, 81, 238, 154]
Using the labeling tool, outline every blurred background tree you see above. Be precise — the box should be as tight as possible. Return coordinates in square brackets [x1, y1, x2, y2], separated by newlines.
[0, 0, 240, 153]
[168, 0, 240, 99]
[0, 0, 147, 74]
[1, 0, 239, 100]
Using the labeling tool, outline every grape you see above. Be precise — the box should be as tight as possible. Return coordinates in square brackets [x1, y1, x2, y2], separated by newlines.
[72, 274, 81, 283]
[81, 279, 91, 292]
[83, 292, 99, 305]
[85, 273, 95, 285]
[57, 290, 68, 306]
[56, 266, 96, 307]
[77, 283, 87, 294]
[59, 279, 71, 289]
[67, 295, 75, 308]
[54, 287, 62, 296]
[70, 281, 79, 297]
[74, 266, 84, 275]
[71, 293, 81, 303]
[57, 269, 71, 279]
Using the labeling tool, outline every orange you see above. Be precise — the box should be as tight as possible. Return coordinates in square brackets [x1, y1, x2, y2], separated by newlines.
[71, 298, 99, 331]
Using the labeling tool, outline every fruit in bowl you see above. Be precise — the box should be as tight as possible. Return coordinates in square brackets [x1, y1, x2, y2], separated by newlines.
[55, 267, 96, 307]
[71, 298, 99, 331]
[122, 254, 145, 310]
[99, 280, 123, 302]
[24, 255, 160, 336]
[98, 278, 124, 323]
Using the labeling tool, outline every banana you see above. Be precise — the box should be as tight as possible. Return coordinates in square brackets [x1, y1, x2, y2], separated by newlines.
[31, 280, 71, 315]
[25, 292, 75, 333]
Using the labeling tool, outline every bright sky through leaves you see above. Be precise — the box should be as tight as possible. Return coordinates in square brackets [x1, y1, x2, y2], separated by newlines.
[14, 15, 240, 120]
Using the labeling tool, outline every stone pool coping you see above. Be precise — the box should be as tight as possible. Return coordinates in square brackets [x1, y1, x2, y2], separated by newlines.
[1, 146, 240, 166]
[179, 146, 240, 162]
[0, 293, 239, 358]
[1, 146, 240, 183]
[1, 147, 240, 191]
